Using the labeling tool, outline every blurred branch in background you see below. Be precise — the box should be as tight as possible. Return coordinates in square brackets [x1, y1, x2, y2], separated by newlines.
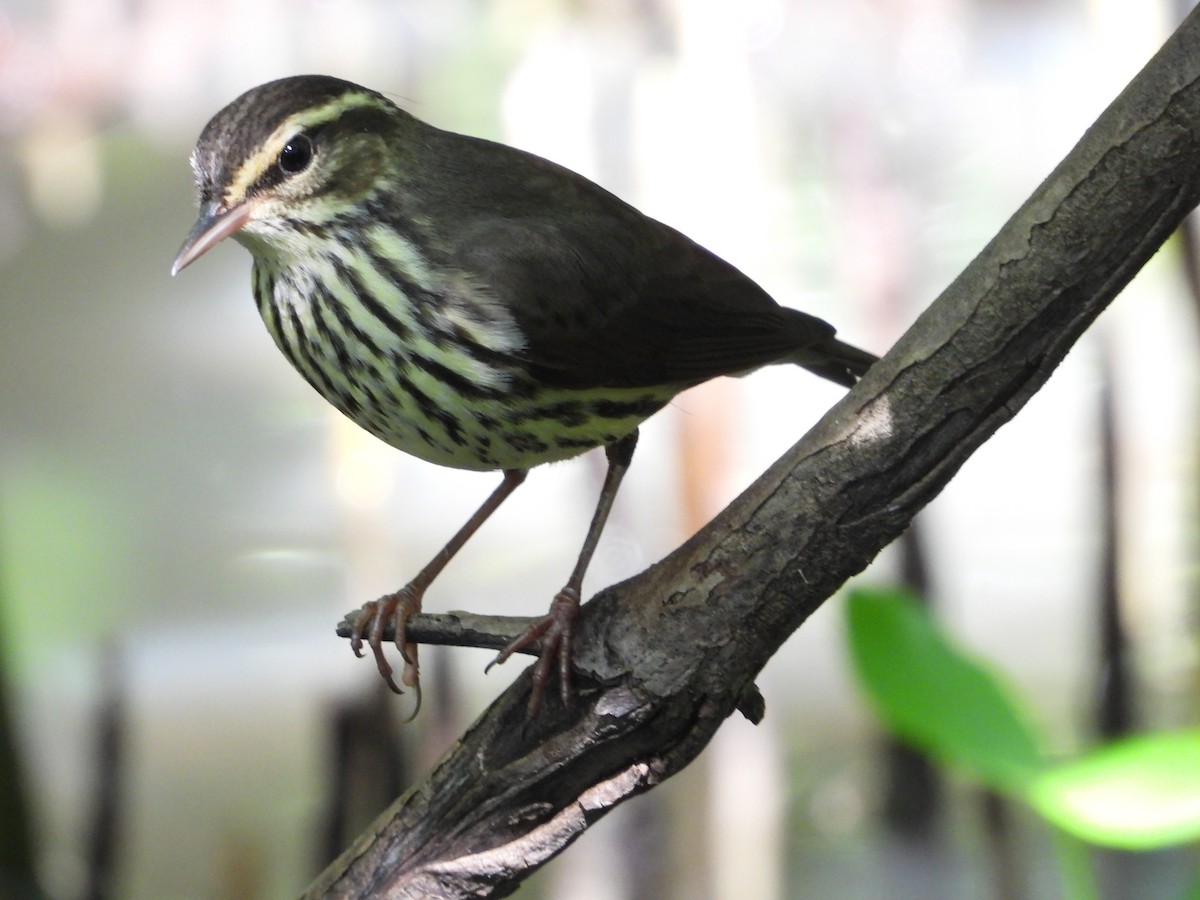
[879, 522, 957, 897]
[82, 644, 126, 900]
[0, 559, 39, 899]
[1096, 336, 1133, 742]
[316, 684, 409, 871]
[306, 7, 1200, 893]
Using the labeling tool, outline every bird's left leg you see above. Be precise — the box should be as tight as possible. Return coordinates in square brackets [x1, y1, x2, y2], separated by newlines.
[351, 468, 527, 716]
[488, 430, 638, 717]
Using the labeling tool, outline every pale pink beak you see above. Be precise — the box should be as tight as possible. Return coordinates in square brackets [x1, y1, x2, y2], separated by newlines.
[171, 199, 257, 275]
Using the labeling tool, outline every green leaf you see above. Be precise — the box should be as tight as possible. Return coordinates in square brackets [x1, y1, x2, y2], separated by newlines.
[845, 586, 1044, 791]
[1027, 730, 1200, 849]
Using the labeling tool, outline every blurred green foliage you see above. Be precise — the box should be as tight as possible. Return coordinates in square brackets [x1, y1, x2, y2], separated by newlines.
[846, 586, 1200, 895]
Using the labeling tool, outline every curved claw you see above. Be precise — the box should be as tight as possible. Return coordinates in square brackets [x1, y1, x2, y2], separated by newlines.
[402, 680, 422, 723]
[487, 587, 580, 718]
[368, 641, 403, 694]
[348, 587, 424, 701]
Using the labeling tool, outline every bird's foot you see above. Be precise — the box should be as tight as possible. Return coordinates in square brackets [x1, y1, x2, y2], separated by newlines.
[350, 585, 423, 718]
[487, 586, 580, 718]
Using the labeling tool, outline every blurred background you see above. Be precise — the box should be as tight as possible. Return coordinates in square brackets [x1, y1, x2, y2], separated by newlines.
[1, 0, 1198, 897]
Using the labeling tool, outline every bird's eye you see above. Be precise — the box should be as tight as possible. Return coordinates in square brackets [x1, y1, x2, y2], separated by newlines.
[277, 134, 314, 175]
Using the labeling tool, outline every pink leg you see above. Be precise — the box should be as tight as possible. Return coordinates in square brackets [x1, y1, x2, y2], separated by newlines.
[350, 469, 527, 716]
[488, 431, 638, 717]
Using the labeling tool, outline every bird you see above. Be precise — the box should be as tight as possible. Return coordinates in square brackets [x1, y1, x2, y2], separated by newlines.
[172, 74, 877, 718]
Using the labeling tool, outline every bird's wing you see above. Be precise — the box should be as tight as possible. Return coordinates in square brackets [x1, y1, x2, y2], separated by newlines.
[446, 214, 837, 390]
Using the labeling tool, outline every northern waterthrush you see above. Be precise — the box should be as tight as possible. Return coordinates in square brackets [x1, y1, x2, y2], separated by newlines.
[173, 74, 877, 717]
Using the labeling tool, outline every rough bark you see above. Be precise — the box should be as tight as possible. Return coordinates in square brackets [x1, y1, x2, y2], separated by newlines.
[307, 9, 1200, 897]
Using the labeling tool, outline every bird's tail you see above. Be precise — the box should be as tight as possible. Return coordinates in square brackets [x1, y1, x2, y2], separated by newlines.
[793, 337, 879, 388]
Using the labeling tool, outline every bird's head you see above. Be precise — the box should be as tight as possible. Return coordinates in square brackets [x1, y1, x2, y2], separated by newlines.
[172, 75, 400, 275]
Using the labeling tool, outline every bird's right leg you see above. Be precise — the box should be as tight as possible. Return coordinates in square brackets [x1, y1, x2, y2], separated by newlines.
[350, 468, 527, 714]
[488, 431, 638, 717]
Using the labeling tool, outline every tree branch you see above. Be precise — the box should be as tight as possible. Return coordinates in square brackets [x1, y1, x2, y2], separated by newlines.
[306, 10, 1200, 897]
[336, 610, 541, 655]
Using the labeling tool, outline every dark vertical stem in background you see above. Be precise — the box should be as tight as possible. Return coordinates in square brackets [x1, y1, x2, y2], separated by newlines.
[317, 684, 409, 868]
[880, 522, 962, 899]
[881, 522, 942, 837]
[82, 643, 125, 900]
[0, 558, 38, 898]
[1096, 339, 1133, 739]
[979, 792, 1021, 900]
